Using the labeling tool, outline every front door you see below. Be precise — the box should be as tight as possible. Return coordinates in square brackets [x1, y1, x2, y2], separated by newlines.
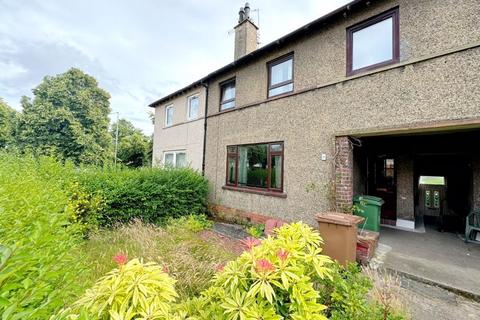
[372, 156, 397, 224]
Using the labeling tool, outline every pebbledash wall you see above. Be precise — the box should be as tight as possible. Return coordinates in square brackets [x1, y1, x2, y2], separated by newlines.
[204, 0, 480, 225]
[152, 86, 206, 170]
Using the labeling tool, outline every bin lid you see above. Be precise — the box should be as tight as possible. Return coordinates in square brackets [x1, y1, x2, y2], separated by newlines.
[315, 212, 365, 226]
[354, 195, 384, 206]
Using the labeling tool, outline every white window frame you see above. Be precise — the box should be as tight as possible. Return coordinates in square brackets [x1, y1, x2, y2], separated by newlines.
[163, 150, 187, 168]
[187, 94, 199, 121]
[165, 105, 173, 127]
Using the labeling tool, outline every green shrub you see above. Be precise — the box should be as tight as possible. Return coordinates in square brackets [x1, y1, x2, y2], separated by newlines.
[246, 224, 265, 238]
[167, 214, 213, 232]
[76, 166, 209, 226]
[67, 181, 105, 235]
[54, 258, 178, 319]
[179, 222, 333, 319]
[319, 263, 372, 319]
[0, 154, 88, 319]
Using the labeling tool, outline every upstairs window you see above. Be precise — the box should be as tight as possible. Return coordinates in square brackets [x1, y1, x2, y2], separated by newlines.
[347, 7, 399, 75]
[226, 142, 283, 192]
[268, 54, 294, 98]
[220, 78, 236, 111]
[165, 105, 173, 127]
[187, 95, 199, 120]
[164, 151, 186, 168]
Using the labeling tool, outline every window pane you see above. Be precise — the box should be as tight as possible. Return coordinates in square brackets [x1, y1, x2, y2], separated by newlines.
[269, 83, 293, 97]
[188, 97, 199, 119]
[238, 144, 268, 188]
[166, 107, 173, 126]
[221, 100, 235, 111]
[176, 152, 186, 167]
[352, 17, 393, 70]
[270, 144, 283, 152]
[221, 82, 235, 102]
[271, 155, 282, 189]
[164, 153, 174, 166]
[270, 58, 292, 86]
[227, 157, 236, 184]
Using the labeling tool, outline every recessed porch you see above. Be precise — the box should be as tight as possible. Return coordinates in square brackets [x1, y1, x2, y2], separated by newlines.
[350, 129, 480, 233]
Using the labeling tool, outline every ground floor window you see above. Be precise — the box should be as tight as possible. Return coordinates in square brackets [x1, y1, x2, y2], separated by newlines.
[226, 142, 283, 192]
[164, 151, 186, 168]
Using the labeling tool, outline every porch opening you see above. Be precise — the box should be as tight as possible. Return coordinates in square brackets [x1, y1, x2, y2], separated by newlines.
[351, 129, 480, 234]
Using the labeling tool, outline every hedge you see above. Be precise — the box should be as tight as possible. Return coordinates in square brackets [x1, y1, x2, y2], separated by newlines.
[76, 166, 209, 226]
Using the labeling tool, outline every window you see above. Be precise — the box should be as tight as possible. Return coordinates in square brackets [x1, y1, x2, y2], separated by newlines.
[165, 105, 173, 127]
[347, 7, 399, 75]
[164, 151, 187, 168]
[226, 142, 283, 192]
[268, 54, 293, 98]
[187, 95, 199, 120]
[220, 79, 236, 111]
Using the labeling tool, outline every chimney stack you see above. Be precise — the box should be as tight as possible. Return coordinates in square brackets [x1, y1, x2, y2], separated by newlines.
[234, 2, 258, 60]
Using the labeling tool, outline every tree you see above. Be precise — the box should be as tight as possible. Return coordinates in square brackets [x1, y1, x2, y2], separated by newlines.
[0, 98, 18, 149]
[16, 68, 112, 164]
[111, 119, 151, 167]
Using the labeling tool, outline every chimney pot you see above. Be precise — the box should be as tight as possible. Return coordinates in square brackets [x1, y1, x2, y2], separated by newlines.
[238, 7, 245, 23]
[244, 2, 250, 19]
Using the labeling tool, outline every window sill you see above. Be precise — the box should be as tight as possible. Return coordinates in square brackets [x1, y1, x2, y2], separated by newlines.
[347, 58, 399, 76]
[222, 185, 287, 198]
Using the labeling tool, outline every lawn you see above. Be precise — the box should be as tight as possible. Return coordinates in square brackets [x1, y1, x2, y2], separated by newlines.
[80, 219, 237, 300]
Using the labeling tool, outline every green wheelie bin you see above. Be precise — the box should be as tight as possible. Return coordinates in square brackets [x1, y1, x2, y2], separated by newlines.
[353, 195, 384, 232]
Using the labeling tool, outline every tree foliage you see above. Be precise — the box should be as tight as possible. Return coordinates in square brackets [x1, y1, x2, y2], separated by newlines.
[0, 98, 18, 148]
[16, 68, 112, 164]
[111, 118, 151, 167]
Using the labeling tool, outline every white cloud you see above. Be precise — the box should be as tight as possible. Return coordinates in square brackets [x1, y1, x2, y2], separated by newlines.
[0, 61, 27, 80]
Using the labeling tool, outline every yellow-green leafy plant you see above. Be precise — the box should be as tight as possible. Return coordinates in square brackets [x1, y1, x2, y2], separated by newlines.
[54, 257, 178, 319]
[67, 181, 105, 235]
[178, 222, 333, 319]
[167, 214, 213, 232]
[246, 224, 265, 238]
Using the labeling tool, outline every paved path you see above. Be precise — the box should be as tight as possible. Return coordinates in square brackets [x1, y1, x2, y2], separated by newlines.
[379, 226, 480, 297]
[399, 277, 480, 320]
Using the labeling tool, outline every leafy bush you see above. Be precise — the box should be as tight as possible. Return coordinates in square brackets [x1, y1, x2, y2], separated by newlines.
[320, 263, 373, 319]
[246, 224, 265, 238]
[67, 181, 105, 235]
[179, 222, 333, 319]
[76, 166, 209, 226]
[167, 214, 213, 232]
[54, 258, 178, 319]
[175, 222, 406, 320]
[0, 154, 88, 319]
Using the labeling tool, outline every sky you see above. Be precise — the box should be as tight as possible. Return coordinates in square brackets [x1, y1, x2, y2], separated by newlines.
[0, 0, 350, 135]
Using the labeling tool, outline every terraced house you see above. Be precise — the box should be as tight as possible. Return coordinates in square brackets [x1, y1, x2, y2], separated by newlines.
[151, 0, 480, 233]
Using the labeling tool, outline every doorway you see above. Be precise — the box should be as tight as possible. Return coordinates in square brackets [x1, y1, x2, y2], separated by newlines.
[367, 155, 397, 224]
[414, 155, 472, 232]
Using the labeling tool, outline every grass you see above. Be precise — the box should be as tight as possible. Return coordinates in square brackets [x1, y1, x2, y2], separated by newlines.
[80, 220, 237, 299]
